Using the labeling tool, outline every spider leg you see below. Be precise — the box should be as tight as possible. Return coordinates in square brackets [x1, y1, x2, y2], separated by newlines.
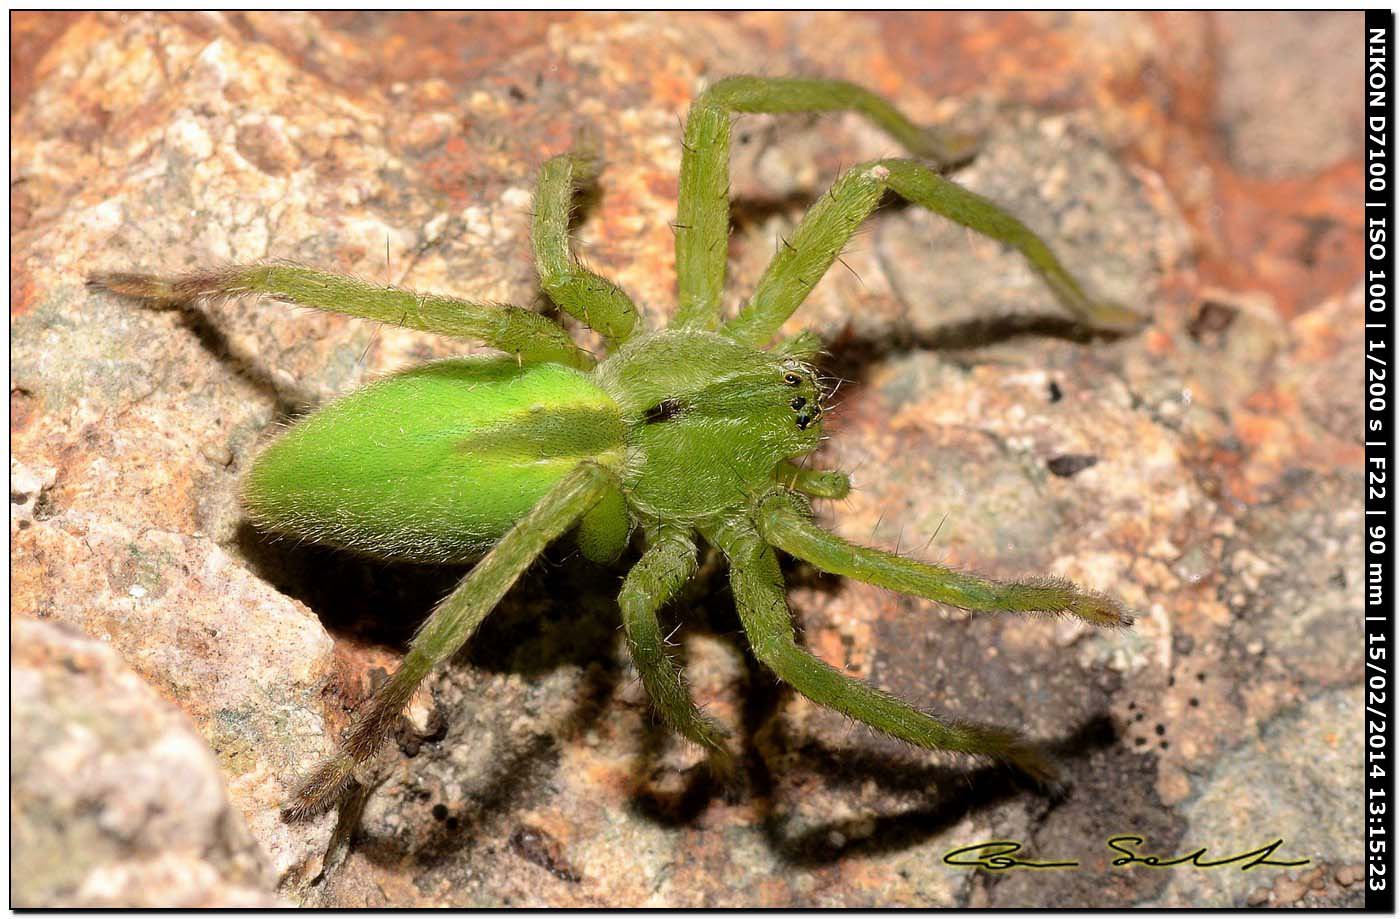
[89, 263, 593, 369]
[754, 490, 1130, 629]
[283, 462, 617, 820]
[723, 159, 1147, 348]
[775, 461, 850, 501]
[533, 147, 643, 350]
[673, 76, 978, 332]
[617, 528, 733, 762]
[712, 518, 1060, 786]
[767, 329, 824, 362]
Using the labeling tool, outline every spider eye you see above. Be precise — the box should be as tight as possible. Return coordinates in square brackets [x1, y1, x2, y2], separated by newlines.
[643, 399, 684, 424]
[783, 372, 802, 386]
[790, 397, 806, 410]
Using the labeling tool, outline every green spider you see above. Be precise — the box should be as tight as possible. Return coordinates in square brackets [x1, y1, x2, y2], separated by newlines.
[92, 76, 1140, 823]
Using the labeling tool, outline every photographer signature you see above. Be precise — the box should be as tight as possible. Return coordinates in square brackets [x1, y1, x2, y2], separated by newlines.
[943, 837, 1310, 872]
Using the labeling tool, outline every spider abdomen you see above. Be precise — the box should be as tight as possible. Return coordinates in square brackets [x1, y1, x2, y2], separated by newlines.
[242, 356, 626, 563]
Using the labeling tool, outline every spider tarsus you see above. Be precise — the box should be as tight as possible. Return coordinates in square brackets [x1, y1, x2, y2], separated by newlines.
[89, 266, 258, 308]
[1066, 589, 1135, 630]
[949, 718, 1064, 789]
[1087, 300, 1151, 335]
[87, 270, 181, 304]
[570, 122, 605, 171]
[1002, 737, 1065, 791]
[1012, 576, 1132, 629]
[917, 126, 983, 170]
[282, 754, 357, 823]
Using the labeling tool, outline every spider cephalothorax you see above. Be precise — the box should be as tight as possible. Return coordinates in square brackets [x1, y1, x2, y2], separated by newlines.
[92, 76, 1139, 822]
[603, 330, 828, 525]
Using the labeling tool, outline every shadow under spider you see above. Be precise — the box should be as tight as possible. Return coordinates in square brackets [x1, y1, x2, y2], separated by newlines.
[620, 558, 1123, 868]
[728, 190, 821, 231]
[241, 517, 1122, 875]
[239, 523, 628, 875]
[756, 716, 1121, 868]
[356, 662, 621, 875]
[815, 310, 1132, 395]
[151, 297, 320, 422]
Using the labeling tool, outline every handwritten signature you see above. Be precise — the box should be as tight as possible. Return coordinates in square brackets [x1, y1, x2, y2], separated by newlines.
[943, 837, 1310, 872]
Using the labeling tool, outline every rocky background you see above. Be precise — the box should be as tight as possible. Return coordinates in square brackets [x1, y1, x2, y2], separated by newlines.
[11, 11, 1365, 907]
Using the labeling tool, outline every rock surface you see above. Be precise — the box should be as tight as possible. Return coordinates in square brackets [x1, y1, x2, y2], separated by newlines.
[12, 11, 1364, 907]
[11, 618, 283, 907]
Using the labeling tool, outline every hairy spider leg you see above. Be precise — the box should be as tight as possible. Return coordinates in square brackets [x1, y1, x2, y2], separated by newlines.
[755, 491, 1132, 629]
[724, 159, 1147, 348]
[284, 462, 618, 820]
[90, 264, 594, 370]
[617, 529, 733, 762]
[672, 76, 981, 332]
[767, 328, 824, 362]
[711, 517, 1061, 786]
[533, 150, 643, 350]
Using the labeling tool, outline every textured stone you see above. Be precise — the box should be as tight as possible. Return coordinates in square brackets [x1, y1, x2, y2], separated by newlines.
[1216, 12, 1364, 179]
[1151, 689, 1365, 908]
[13, 10, 1364, 908]
[11, 618, 283, 907]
